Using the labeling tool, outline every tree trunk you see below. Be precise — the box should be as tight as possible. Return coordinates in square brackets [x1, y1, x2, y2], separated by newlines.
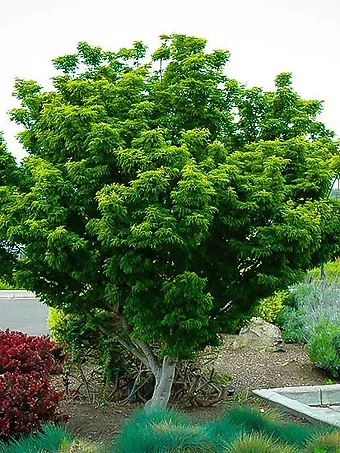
[320, 262, 326, 280]
[145, 356, 176, 410]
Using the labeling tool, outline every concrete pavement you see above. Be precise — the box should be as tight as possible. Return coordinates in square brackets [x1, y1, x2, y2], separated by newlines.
[0, 293, 49, 336]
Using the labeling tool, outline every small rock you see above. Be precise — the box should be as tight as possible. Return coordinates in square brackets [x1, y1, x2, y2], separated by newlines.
[232, 317, 285, 352]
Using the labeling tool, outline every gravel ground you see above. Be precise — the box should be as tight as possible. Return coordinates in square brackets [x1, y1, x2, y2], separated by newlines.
[213, 334, 329, 393]
[60, 335, 335, 441]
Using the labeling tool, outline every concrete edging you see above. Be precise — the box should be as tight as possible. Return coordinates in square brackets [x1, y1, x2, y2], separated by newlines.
[0, 290, 36, 299]
[253, 385, 340, 427]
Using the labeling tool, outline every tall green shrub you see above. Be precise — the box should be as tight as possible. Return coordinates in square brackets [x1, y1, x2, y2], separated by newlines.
[306, 319, 340, 377]
[48, 308, 128, 383]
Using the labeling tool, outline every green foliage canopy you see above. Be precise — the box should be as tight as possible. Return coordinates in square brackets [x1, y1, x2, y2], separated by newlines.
[1, 35, 340, 362]
[0, 135, 22, 282]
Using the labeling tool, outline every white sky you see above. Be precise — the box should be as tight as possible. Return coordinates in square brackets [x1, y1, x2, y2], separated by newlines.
[1, 0, 339, 160]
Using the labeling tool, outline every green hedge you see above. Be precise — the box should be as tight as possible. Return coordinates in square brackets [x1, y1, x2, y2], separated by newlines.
[0, 280, 14, 290]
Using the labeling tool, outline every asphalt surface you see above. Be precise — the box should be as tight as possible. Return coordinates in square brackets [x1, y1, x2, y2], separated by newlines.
[0, 298, 49, 336]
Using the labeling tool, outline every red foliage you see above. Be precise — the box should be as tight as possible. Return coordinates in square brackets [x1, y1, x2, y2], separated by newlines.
[0, 330, 66, 441]
[0, 329, 63, 374]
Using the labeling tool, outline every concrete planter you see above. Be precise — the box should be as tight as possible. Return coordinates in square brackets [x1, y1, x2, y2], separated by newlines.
[253, 384, 340, 427]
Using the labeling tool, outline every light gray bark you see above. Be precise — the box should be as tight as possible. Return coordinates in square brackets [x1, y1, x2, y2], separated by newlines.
[115, 335, 150, 369]
[87, 309, 176, 409]
[84, 311, 151, 369]
[135, 340, 161, 381]
[145, 356, 176, 410]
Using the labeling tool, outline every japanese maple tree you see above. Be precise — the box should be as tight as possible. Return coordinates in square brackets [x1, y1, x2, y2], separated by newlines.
[1, 35, 340, 408]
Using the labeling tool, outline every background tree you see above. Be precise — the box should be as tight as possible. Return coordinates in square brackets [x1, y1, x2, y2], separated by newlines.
[0, 134, 22, 284]
[1, 34, 340, 408]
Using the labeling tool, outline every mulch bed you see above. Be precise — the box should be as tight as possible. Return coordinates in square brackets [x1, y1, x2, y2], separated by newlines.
[59, 335, 336, 441]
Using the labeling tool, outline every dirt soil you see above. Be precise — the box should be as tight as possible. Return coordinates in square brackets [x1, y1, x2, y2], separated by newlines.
[60, 335, 334, 442]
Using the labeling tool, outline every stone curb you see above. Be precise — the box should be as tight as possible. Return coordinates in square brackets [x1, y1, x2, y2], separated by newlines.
[0, 290, 37, 299]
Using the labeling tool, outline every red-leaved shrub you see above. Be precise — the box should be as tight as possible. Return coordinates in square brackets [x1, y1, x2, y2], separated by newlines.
[0, 329, 66, 440]
[0, 329, 63, 374]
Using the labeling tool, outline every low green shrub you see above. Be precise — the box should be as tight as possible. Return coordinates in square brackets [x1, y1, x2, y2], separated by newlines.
[306, 319, 340, 377]
[333, 333, 340, 359]
[277, 282, 340, 344]
[276, 304, 306, 343]
[48, 308, 128, 384]
[252, 291, 288, 323]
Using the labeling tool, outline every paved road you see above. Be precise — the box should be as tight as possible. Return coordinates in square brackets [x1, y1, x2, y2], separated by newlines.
[0, 298, 49, 336]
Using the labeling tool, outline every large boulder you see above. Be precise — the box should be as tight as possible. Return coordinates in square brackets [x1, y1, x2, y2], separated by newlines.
[233, 317, 285, 352]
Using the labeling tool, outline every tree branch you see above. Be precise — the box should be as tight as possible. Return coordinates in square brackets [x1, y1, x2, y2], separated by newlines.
[84, 309, 151, 369]
[135, 340, 161, 379]
[118, 313, 161, 376]
[115, 335, 150, 369]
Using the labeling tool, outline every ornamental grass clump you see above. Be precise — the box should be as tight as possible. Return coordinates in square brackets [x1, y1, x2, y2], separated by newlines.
[224, 433, 299, 453]
[225, 406, 317, 449]
[114, 408, 224, 453]
[0, 424, 72, 453]
[114, 405, 330, 452]
[304, 430, 340, 452]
